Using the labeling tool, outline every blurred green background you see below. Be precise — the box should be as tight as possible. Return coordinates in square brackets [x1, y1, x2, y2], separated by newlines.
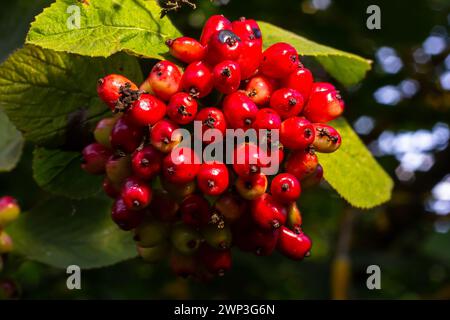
[0, 0, 449, 299]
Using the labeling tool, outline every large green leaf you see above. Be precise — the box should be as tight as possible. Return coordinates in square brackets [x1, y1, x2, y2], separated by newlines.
[26, 0, 181, 58]
[7, 196, 136, 269]
[33, 147, 103, 199]
[0, 108, 24, 172]
[317, 118, 393, 209]
[259, 21, 372, 87]
[0, 45, 142, 146]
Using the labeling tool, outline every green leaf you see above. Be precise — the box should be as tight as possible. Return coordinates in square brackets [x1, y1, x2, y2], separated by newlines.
[259, 21, 372, 86]
[0, 45, 142, 146]
[0, 108, 24, 172]
[423, 232, 450, 266]
[7, 196, 136, 269]
[33, 147, 103, 199]
[26, 0, 181, 59]
[317, 118, 393, 209]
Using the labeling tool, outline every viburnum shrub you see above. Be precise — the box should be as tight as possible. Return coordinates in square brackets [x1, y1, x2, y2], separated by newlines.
[82, 15, 346, 279]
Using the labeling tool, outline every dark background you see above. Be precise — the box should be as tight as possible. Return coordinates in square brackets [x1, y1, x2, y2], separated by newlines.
[0, 0, 449, 299]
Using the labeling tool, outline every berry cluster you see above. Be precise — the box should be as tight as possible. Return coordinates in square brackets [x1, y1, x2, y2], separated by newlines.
[82, 15, 343, 279]
[0, 197, 20, 266]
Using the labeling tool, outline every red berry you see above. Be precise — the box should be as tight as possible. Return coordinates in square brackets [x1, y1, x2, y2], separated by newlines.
[270, 88, 304, 119]
[235, 227, 280, 256]
[222, 92, 258, 129]
[251, 193, 287, 230]
[81, 143, 112, 175]
[150, 119, 182, 153]
[213, 60, 241, 94]
[127, 93, 166, 126]
[167, 92, 198, 125]
[162, 147, 201, 184]
[0, 196, 20, 228]
[148, 190, 180, 222]
[121, 177, 152, 210]
[166, 37, 206, 63]
[304, 90, 345, 123]
[312, 123, 342, 153]
[214, 192, 247, 223]
[285, 149, 319, 180]
[277, 226, 312, 260]
[271, 173, 301, 204]
[311, 82, 336, 94]
[200, 15, 232, 46]
[252, 108, 282, 131]
[180, 194, 211, 228]
[181, 61, 213, 98]
[110, 117, 144, 154]
[301, 164, 323, 188]
[195, 107, 227, 144]
[111, 197, 145, 231]
[232, 143, 263, 178]
[260, 43, 299, 79]
[232, 17, 262, 45]
[141, 61, 182, 101]
[205, 30, 242, 66]
[97, 74, 138, 110]
[245, 75, 276, 106]
[131, 145, 163, 180]
[235, 172, 268, 200]
[102, 178, 120, 199]
[198, 245, 232, 276]
[280, 117, 315, 150]
[197, 162, 229, 196]
[283, 67, 314, 101]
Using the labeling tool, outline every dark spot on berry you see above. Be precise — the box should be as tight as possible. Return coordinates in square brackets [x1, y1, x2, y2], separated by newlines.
[165, 39, 174, 47]
[271, 219, 281, 229]
[244, 118, 252, 125]
[140, 158, 150, 167]
[288, 98, 297, 106]
[208, 180, 215, 189]
[253, 28, 262, 39]
[133, 200, 141, 208]
[245, 181, 253, 190]
[221, 67, 232, 78]
[304, 128, 313, 139]
[187, 239, 198, 249]
[281, 183, 290, 192]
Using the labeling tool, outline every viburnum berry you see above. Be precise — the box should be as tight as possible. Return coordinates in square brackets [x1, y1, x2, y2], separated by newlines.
[198, 245, 232, 276]
[148, 190, 180, 222]
[304, 90, 345, 123]
[127, 93, 166, 126]
[214, 192, 246, 223]
[121, 176, 153, 210]
[271, 173, 302, 204]
[222, 92, 258, 130]
[167, 92, 198, 125]
[170, 223, 202, 255]
[131, 145, 163, 180]
[195, 107, 227, 144]
[197, 162, 229, 196]
[205, 30, 242, 66]
[105, 154, 132, 186]
[280, 116, 315, 150]
[200, 14, 232, 46]
[301, 164, 323, 188]
[111, 197, 145, 231]
[140, 60, 182, 101]
[245, 75, 277, 107]
[150, 119, 182, 153]
[170, 250, 197, 278]
[277, 226, 312, 260]
[162, 147, 201, 185]
[134, 217, 169, 248]
[232, 17, 262, 45]
[94, 117, 117, 148]
[312, 123, 342, 153]
[0, 196, 20, 228]
[285, 149, 319, 180]
[202, 224, 232, 250]
[213, 60, 241, 94]
[286, 202, 303, 232]
[311, 82, 336, 94]
[251, 193, 287, 230]
[161, 178, 197, 202]
[97, 74, 138, 110]
[110, 117, 144, 154]
[0, 231, 13, 254]
[102, 178, 120, 199]
[283, 67, 314, 101]
[270, 88, 305, 119]
[233, 218, 279, 256]
[235, 173, 268, 200]
[180, 61, 214, 98]
[81, 143, 112, 175]
[180, 194, 211, 228]
[252, 108, 282, 131]
[232, 142, 263, 178]
[260, 43, 299, 79]
[166, 37, 206, 64]
[137, 242, 170, 263]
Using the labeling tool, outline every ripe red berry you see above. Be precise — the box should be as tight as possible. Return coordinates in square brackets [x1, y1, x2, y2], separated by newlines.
[222, 92, 258, 129]
[301, 164, 323, 188]
[234, 226, 279, 256]
[148, 190, 180, 222]
[252, 193, 287, 230]
[212, 60, 241, 94]
[304, 90, 345, 123]
[111, 197, 145, 231]
[97, 74, 138, 110]
[141, 61, 182, 101]
[180, 61, 213, 98]
[260, 43, 299, 79]
[236, 40, 262, 80]
[270, 88, 304, 119]
[280, 117, 315, 150]
[81, 143, 112, 175]
[150, 119, 182, 153]
[195, 107, 227, 144]
[205, 30, 242, 66]
[285, 149, 319, 180]
[235, 173, 268, 200]
[131, 145, 163, 180]
[121, 177, 152, 210]
[127, 93, 166, 126]
[162, 147, 201, 184]
[245, 75, 276, 106]
[180, 194, 211, 228]
[277, 226, 312, 260]
[167, 92, 198, 125]
[232, 17, 262, 45]
[252, 108, 282, 131]
[233, 143, 263, 178]
[214, 192, 246, 223]
[200, 15, 232, 46]
[197, 162, 229, 196]
[94, 117, 117, 148]
[311, 82, 336, 94]
[198, 245, 232, 276]
[283, 67, 314, 101]
[271, 173, 301, 204]
[110, 117, 144, 154]
[312, 123, 342, 153]
[166, 37, 206, 63]
[161, 178, 197, 202]
[102, 178, 120, 199]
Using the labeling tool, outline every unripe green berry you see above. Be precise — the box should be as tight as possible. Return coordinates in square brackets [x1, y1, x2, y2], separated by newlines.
[201, 223, 232, 250]
[134, 218, 169, 248]
[170, 223, 202, 255]
[0, 231, 13, 254]
[94, 117, 118, 148]
[137, 241, 170, 263]
[106, 155, 132, 186]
